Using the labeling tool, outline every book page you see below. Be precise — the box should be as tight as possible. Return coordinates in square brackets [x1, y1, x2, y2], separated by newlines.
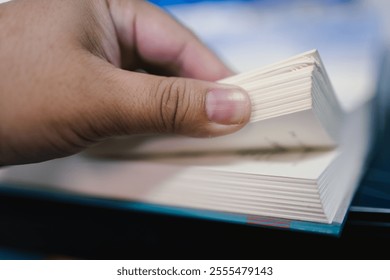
[0, 148, 338, 223]
[88, 109, 335, 157]
[0, 147, 337, 198]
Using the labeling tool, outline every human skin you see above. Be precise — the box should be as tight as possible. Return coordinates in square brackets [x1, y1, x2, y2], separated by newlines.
[0, 0, 251, 166]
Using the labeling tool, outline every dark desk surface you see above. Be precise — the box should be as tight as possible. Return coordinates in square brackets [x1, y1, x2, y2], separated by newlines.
[0, 181, 389, 260]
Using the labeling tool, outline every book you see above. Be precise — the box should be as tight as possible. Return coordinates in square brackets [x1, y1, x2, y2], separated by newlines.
[0, 50, 376, 235]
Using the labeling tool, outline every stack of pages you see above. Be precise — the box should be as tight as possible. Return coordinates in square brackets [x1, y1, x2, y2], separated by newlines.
[0, 50, 375, 235]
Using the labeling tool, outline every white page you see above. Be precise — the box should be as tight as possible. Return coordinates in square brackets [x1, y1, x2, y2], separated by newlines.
[0, 149, 336, 223]
[0, 148, 337, 198]
[91, 109, 335, 157]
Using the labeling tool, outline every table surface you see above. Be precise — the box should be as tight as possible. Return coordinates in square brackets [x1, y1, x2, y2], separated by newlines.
[0, 185, 389, 260]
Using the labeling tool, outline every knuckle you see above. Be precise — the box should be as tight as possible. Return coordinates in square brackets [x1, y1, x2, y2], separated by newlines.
[155, 77, 191, 133]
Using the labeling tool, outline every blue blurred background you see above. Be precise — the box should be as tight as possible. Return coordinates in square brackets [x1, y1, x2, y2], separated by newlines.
[149, 0, 387, 112]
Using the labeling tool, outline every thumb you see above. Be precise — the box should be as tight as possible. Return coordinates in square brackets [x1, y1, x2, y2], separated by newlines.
[95, 69, 252, 138]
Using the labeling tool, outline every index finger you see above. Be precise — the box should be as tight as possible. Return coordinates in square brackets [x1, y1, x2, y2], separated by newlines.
[108, 0, 233, 81]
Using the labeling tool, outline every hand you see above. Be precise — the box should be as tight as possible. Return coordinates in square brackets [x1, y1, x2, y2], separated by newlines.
[0, 0, 251, 165]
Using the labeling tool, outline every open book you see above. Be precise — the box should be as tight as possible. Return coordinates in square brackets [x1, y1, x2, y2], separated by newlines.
[0, 50, 375, 235]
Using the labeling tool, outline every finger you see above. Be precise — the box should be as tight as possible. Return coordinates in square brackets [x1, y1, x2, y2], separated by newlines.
[88, 66, 251, 139]
[108, 0, 233, 81]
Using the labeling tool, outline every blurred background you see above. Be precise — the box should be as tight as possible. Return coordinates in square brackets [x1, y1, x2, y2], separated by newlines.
[152, 0, 388, 111]
[1, 0, 390, 259]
